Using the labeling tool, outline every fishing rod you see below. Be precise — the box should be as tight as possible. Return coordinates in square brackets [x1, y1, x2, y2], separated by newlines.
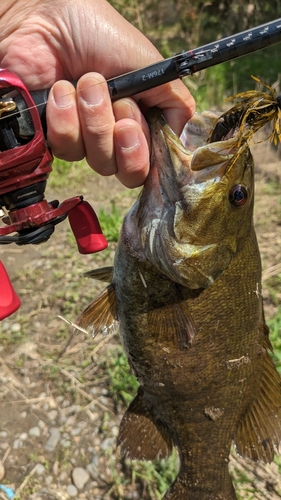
[0, 17, 281, 320]
[107, 18, 281, 100]
[20, 17, 281, 123]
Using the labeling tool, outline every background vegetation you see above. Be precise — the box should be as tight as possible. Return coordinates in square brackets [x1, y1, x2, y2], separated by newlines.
[109, 0, 281, 108]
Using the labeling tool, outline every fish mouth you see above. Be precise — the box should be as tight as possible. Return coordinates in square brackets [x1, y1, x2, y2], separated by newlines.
[208, 111, 242, 143]
[147, 107, 244, 193]
[208, 108, 256, 143]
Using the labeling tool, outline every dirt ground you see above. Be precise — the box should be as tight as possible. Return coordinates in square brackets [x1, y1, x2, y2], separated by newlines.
[0, 131, 280, 499]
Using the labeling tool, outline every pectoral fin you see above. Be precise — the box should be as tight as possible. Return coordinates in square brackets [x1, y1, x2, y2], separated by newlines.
[76, 283, 118, 336]
[84, 266, 114, 283]
[149, 299, 196, 349]
[234, 325, 281, 462]
[118, 386, 173, 460]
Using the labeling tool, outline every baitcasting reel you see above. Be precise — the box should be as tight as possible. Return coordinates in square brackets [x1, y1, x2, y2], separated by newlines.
[0, 69, 107, 320]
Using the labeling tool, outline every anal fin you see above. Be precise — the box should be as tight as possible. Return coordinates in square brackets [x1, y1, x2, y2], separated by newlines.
[118, 386, 173, 460]
[235, 328, 281, 462]
[76, 283, 118, 336]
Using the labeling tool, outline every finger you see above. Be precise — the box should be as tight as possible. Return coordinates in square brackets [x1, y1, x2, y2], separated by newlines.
[46, 81, 84, 161]
[77, 73, 116, 176]
[114, 119, 149, 188]
[113, 97, 150, 145]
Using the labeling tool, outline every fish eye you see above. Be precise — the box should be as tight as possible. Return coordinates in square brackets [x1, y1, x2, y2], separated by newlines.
[229, 185, 248, 207]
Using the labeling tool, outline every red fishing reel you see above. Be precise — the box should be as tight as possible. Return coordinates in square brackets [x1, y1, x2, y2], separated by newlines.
[0, 69, 107, 320]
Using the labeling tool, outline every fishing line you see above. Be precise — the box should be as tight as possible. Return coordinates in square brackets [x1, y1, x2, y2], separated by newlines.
[0, 79, 110, 123]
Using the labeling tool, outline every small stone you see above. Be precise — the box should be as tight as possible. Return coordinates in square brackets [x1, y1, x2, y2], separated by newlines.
[78, 421, 87, 430]
[19, 433, 28, 440]
[20, 411, 27, 418]
[38, 420, 46, 430]
[23, 376, 31, 385]
[48, 398, 57, 409]
[90, 387, 98, 396]
[111, 426, 119, 437]
[47, 410, 58, 421]
[100, 437, 115, 451]
[72, 467, 90, 490]
[0, 443, 9, 451]
[13, 439, 23, 449]
[29, 426, 41, 438]
[91, 455, 99, 467]
[61, 439, 71, 448]
[86, 463, 98, 480]
[99, 396, 108, 406]
[59, 470, 68, 482]
[67, 484, 78, 498]
[11, 323, 21, 332]
[0, 432, 8, 438]
[52, 461, 59, 476]
[66, 416, 76, 426]
[44, 475, 53, 485]
[35, 463, 45, 475]
[70, 427, 81, 436]
[45, 427, 60, 452]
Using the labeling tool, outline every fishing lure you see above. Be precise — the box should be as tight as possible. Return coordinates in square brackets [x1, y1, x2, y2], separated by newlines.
[209, 76, 281, 145]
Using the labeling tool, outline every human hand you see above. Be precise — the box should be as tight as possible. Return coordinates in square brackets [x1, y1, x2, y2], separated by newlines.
[0, 0, 195, 187]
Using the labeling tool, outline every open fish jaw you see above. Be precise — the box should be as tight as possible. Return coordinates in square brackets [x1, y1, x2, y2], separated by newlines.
[136, 108, 254, 289]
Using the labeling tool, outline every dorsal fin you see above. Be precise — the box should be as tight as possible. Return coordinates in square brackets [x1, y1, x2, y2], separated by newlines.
[84, 266, 114, 283]
[118, 386, 173, 460]
[234, 323, 281, 462]
[149, 299, 196, 349]
[76, 283, 118, 336]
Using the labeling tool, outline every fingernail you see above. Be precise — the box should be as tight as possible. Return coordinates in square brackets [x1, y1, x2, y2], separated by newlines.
[80, 80, 104, 105]
[113, 99, 135, 120]
[115, 127, 140, 150]
[52, 81, 73, 108]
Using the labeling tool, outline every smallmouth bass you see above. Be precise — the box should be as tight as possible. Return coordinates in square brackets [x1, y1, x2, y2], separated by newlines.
[77, 91, 281, 499]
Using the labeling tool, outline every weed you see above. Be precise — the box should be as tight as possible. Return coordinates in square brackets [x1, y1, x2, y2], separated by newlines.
[98, 202, 123, 242]
[49, 157, 91, 189]
[126, 450, 179, 499]
[104, 347, 139, 406]
[269, 308, 281, 372]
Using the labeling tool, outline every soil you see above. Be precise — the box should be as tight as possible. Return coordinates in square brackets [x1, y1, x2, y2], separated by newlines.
[0, 133, 280, 500]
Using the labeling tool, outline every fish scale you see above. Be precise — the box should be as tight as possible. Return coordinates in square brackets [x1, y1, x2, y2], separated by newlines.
[77, 99, 281, 499]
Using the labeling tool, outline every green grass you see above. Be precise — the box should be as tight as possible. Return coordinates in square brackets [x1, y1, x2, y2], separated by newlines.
[98, 202, 123, 243]
[48, 157, 91, 189]
[126, 451, 179, 499]
[103, 347, 139, 406]
[269, 307, 281, 373]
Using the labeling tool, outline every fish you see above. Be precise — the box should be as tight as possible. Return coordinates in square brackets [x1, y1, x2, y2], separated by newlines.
[76, 90, 281, 499]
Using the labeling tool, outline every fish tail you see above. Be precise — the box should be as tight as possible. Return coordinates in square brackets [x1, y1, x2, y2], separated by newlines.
[163, 476, 237, 500]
